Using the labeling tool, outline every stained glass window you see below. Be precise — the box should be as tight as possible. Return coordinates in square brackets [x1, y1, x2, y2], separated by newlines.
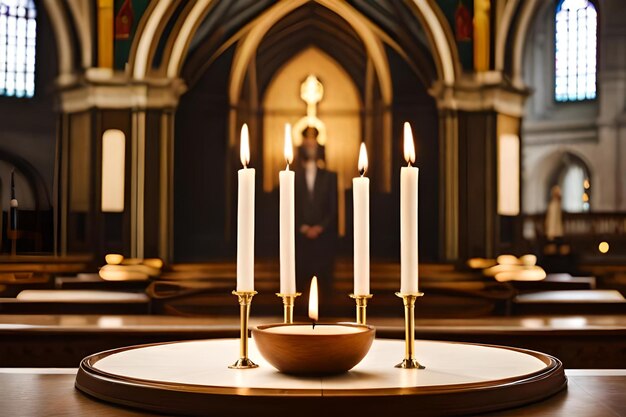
[0, 0, 36, 98]
[555, 0, 597, 102]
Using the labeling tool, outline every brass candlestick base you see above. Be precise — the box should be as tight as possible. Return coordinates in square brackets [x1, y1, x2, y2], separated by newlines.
[276, 293, 302, 324]
[349, 294, 373, 325]
[229, 290, 259, 369]
[394, 292, 425, 369]
[395, 358, 424, 369]
[229, 357, 258, 368]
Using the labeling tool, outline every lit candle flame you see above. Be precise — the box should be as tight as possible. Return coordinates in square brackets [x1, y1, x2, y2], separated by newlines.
[284, 123, 293, 169]
[403, 122, 415, 166]
[240, 123, 250, 168]
[358, 142, 368, 177]
[308, 276, 318, 323]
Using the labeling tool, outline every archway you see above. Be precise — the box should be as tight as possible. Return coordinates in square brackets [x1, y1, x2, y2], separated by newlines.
[172, 1, 441, 262]
[129, 0, 459, 86]
[262, 47, 361, 237]
[548, 153, 592, 213]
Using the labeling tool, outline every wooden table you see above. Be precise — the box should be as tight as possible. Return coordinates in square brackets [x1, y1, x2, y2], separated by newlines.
[0, 368, 623, 416]
[75, 339, 567, 416]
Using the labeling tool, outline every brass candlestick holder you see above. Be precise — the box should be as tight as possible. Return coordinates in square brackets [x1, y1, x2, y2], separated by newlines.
[395, 292, 425, 369]
[276, 293, 302, 324]
[229, 290, 259, 369]
[349, 294, 373, 325]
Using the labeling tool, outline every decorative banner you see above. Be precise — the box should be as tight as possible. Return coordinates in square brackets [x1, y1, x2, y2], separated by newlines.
[115, 0, 134, 40]
[455, 1, 472, 42]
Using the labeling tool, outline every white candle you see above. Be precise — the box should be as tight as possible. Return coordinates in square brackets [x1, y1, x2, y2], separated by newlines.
[237, 124, 255, 292]
[279, 124, 296, 294]
[353, 142, 370, 296]
[400, 122, 419, 294]
[309, 276, 319, 322]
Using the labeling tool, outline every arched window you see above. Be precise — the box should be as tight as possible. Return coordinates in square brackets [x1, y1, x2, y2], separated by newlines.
[555, 0, 597, 102]
[549, 153, 591, 213]
[0, 0, 36, 98]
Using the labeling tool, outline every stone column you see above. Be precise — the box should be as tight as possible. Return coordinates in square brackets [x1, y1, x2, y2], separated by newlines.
[56, 73, 184, 265]
[431, 75, 528, 261]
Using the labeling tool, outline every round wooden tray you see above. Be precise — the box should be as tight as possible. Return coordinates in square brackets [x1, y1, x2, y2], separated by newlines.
[75, 338, 566, 416]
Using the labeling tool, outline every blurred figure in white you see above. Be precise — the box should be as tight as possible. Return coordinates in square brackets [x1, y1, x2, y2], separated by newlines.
[545, 185, 563, 242]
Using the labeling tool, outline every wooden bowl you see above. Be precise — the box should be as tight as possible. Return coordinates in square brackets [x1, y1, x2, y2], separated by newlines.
[252, 323, 375, 375]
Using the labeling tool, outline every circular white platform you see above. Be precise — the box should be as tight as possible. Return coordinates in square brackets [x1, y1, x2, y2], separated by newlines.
[76, 338, 566, 416]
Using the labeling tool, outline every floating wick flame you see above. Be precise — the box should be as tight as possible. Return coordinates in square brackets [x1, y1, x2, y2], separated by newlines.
[240, 124, 250, 168]
[308, 276, 319, 325]
[403, 122, 415, 166]
[358, 142, 368, 177]
[284, 123, 293, 169]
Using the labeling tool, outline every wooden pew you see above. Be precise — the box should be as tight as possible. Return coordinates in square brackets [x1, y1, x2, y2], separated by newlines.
[513, 290, 626, 315]
[0, 314, 624, 368]
[0, 255, 93, 297]
[55, 274, 150, 291]
[509, 273, 596, 292]
[0, 290, 150, 315]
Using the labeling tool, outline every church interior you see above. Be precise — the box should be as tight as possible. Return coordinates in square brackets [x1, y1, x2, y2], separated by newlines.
[0, 0, 625, 415]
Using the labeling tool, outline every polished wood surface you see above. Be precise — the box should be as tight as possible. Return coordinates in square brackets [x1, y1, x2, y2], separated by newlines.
[485, 370, 626, 417]
[1, 314, 625, 368]
[2, 370, 623, 416]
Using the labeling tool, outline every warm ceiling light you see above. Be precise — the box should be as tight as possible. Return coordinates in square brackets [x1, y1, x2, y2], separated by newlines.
[105, 253, 124, 265]
[598, 241, 609, 254]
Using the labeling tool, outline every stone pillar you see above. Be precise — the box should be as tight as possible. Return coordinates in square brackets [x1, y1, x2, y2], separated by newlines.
[432, 75, 528, 262]
[56, 74, 184, 265]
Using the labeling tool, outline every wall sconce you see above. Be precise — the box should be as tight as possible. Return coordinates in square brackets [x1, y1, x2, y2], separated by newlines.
[497, 134, 520, 216]
[101, 129, 125, 212]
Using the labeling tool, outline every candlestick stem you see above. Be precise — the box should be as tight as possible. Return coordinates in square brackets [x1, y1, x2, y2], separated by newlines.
[395, 292, 425, 369]
[349, 294, 373, 325]
[276, 293, 301, 324]
[229, 290, 258, 369]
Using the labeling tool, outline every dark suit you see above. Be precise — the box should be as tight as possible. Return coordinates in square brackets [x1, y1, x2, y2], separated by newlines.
[295, 166, 338, 297]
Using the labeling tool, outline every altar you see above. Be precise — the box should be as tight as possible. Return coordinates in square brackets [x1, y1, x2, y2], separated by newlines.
[75, 338, 566, 416]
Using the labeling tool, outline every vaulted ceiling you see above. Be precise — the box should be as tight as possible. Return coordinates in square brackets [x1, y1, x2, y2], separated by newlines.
[180, 0, 437, 92]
